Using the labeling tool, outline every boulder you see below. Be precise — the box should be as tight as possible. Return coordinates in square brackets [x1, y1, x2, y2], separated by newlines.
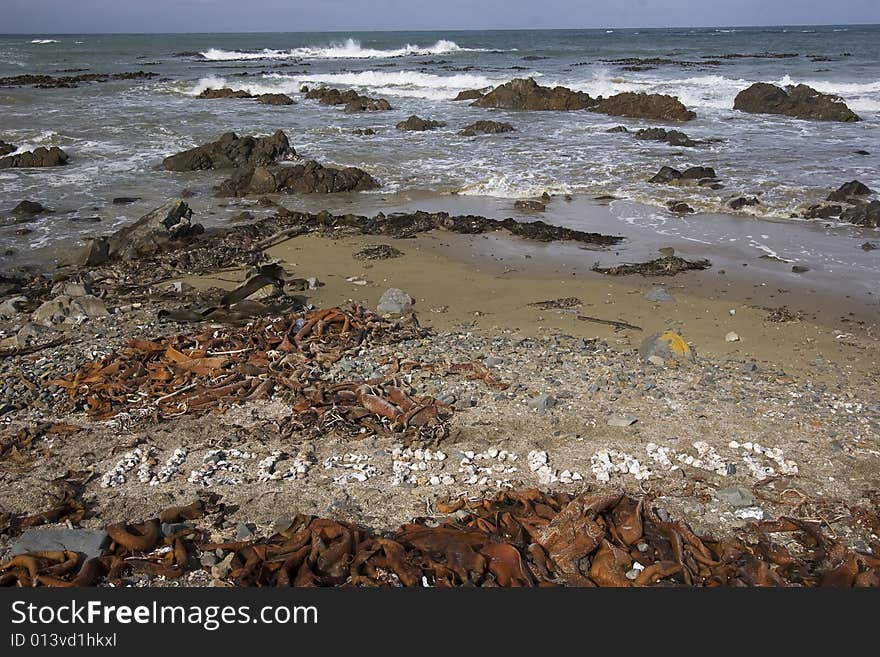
[107, 200, 204, 259]
[0, 140, 15, 156]
[593, 93, 696, 121]
[827, 180, 872, 202]
[112, 196, 141, 204]
[0, 146, 68, 169]
[396, 115, 447, 131]
[648, 166, 717, 184]
[256, 93, 295, 105]
[196, 87, 252, 99]
[162, 130, 293, 171]
[729, 196, 760, 210]
[472, 78, 596, 111]
[606, 125, 629, 133]
[666, 201, 695, 214]
[216, 161, 380, 196]
[803, 203, 842, 219]
[639, 331, 695, 365]
[377, 288, 414, 315]
[353, 128, 376, 136]
[514, 200, 546, 212]
[459, 120, 515, 136]
[305, 86, 391, 112]
[344, 96, 392, 113]
[32, 294, 109, 326]
[636, 127, 697, 147]
[453, 89, 484, 101]
[733, 82, 861, 122]
[11, 200, 46, 215]
[10, 528, 110, 563]
[841, 200, 880, 228]
[66, 237, 110, 267]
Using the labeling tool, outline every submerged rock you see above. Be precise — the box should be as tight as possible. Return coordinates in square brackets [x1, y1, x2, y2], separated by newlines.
[841, 200, 880, 228]
[216, 161, 380, 196]
[729, 196, 761, 210]
[733, 82, 861, 122]
[649, 166, 717, 184]
[196, 87, 252, 99]
[666, 200, 695, 214]
[594, 92, 696, 121]
[163, 131, 293, 171]
[256, 93, 295, 105]
[472, 78, 596, 111]
[636, 127, 697, 147]
[304, 86, 391, 113]
[11, 200, 47, 215]
[459, 120, 515, 137]
[0, 140, 15, 156]
[0, 146, 68, 169]
[514, 200, 546, 212]
[396, 115, 447, 131]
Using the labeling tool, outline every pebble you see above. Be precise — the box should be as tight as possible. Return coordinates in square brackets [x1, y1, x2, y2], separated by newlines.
[606, 413, 638, 427]
[715, 486, 755, 508]
[645, 287, 674, 303]
[725, 332, 740, 343]
[526, 394, 557, 409]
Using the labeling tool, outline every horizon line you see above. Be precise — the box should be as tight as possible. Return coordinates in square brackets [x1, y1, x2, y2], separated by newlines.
[2, 22, 879, 36]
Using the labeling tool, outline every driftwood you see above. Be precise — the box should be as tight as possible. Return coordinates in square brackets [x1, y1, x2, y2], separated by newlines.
[577, 315, 642, 331]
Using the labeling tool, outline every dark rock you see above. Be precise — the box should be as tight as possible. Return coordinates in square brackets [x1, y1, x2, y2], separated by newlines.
[827, 180, 872, 202]
[112, 196, 141, 204]
[304, 86, 391, 113]
[108, 200, 204, 259]
[256, 93, 295, 105]
[163, 130, 293, 171]
[593, 92, 696, 121]
[648, 166, 682, 184]
[453, 89, 484, 101]
[458, 120, 515, 136]
[791, 265, 810, 273]
[11, 200, 46, 215]
[396, 115, 447, 131]
[682, 166, 716, 180]
[0, 146, 68, 169]
[841, 200, 880, 227]
[216, 161, 380, 196]
[68, 215, 101, 223]
[606, 126, 629, 133]
[861, 241, 878, 251]
[0, 71, 158, 88]
[0, 140, 15, 156]
[515, 200, 546, 212]
[667, 201, 695, 214]
[803, 203, 842, 219]
[733, 82, 861, 122]
[636, 127, 697, 147]
[352, 128, 376, 135]
[10, 528, 109, 562]
[729, 196, 760, 210]
[854, 150, 870, 155]
[68, 237, 110, 266]
[472, 77, 596, 111]
[196, 87, 252, 99]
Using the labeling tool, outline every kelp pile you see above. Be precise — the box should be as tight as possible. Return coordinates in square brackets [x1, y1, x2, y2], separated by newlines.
[3, 489, 877, 587]
[593, 254, 711, 277]
[48, 305, 453, 440]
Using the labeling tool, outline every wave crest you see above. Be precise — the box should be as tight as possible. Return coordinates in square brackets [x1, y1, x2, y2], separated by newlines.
[199, 38, 493, 61]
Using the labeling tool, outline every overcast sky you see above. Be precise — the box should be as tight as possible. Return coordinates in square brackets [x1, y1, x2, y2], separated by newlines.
[3, 0, 879, 33]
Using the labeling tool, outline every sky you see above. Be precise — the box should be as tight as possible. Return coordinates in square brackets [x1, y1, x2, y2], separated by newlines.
[2, 0, 879, 33]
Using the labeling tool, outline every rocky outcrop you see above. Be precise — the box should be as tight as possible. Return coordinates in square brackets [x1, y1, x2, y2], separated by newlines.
[256, 93, 295, 105]
[593, 93, 696, 121]
[108, 200, 204, 259]
[458, 120, 515, 136]
[841, 200, 880, 227]
[197, 87, 253, 99]
[0, 71, 158, 88]
[648, 166, 717, 184]
[472, 78, 596, 111]
[162, 131, 293, 171]
[733, 83, 861, 122]
[453, 89, 485, 101]
[0, 146, 68, 169]
[827, 180, 872, 202]
[635, 127, 697, 147]
[0, 141, 14, 156]
[396, 115, 447, 131]
[304, 86, 391, 113]
[216, 161, 380, 196]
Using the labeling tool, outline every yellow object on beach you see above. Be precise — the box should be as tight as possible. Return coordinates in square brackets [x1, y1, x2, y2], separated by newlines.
[658, 331, 691, 357]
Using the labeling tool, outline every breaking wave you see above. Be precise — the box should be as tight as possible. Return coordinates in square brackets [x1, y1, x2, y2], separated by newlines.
[199, 39, 496, 61]
[30, 39, 59, 44]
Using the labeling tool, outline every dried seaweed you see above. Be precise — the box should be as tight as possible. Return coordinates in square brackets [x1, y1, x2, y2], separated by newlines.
[5, 488, 875, 588]
[593, 255, 711, 277]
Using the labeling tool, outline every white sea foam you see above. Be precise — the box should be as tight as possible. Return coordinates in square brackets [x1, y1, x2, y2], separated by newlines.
[199, 39, 496, 61]
[30, 39, 59, 44]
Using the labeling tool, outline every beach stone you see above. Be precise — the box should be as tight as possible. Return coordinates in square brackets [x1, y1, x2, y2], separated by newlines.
[729, 196, 760, 210]
[515, 200, 546, 212]
[10, 528, 109, 561]
[734, 82, 860, 122]
[606, 125, 629, 133]
[199, 553, 218, 567]
[639, 331, 694, 365]
[0, 295, 27, 319]
[827, 180, 872, 202]
[645, 286, 674, 302]
[211, 553, 234, 579]
[667, 200, 694, 214]
[31, 294, 108, 326]
[107, 199, 203, 258]
[725, 332, 740, 342]
[377, 288, 414, 314]
[840, 200, 880, 228]
[235, 522, 255, 540]
[715, 486, 755, 508]
[606, 413, 638, 427]
[11, 200, 46, 215]
[527, 394, 557, 409]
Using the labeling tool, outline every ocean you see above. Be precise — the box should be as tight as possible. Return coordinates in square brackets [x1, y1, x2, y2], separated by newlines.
[0, 26, 878, 290]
